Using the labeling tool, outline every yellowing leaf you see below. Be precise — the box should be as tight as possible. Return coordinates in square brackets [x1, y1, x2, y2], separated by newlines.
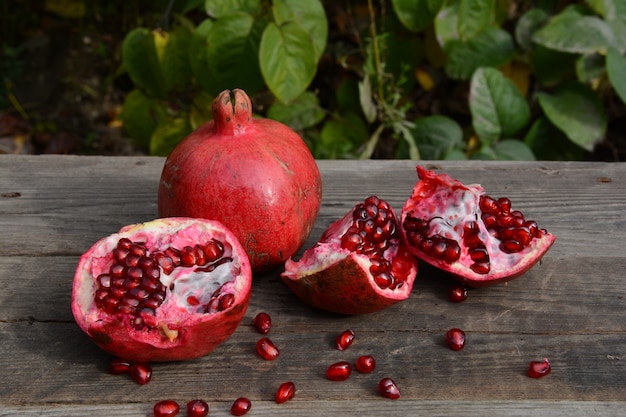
[416, 67, 436, 91]
[499, 60, 531, 97]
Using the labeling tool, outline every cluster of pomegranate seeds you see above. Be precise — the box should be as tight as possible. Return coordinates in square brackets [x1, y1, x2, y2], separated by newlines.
[326, 361, 353, 381]
[378, 377, 401, 400]
[153, 400, 180, 417]
[336, 329, 356, 350]
[355, 355, 376, 373]
[94, 237, 233, 329]
[340, 196, 404, 290]
[256, 337, 280, 360]
[448, 285, 468, 303]
[446, 328, 466, 351]
[253, 312, 272, 334]
[528, 357, 552, 378]
[275, 381, 296, 404]
[231, 397, 252, 416]
[402, 216, 462, 264]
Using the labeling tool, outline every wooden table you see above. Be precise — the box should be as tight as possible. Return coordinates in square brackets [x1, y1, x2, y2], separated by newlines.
[1, 155, 624, 416]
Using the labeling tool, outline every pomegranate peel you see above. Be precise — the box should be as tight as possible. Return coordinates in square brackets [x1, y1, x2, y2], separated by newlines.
[401, 166, 556, 287]
[72, 217, 252, 362]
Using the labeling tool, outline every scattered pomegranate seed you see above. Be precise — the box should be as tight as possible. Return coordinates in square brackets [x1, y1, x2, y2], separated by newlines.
[256, 337, 280, 360]
[326, 361, 352, 381]
[275, 381, 296, 404]
[253, 312, 272, 334]
[528, 357, 552, 378]
[355, 355, 376, 373]
[153, 400, 180, 417]
[336, 329, 356, 350]
[230, 397, 252, 416]
[108, 358, 132, 375]
[129, 362, 152, 385]
[186, 399, 209, 417]
[378, 377, 400, 399]
[448, 285, 468, 303]
[446, 328, 466, 351]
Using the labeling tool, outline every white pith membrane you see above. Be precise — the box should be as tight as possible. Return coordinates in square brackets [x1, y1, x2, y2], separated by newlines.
[74, 219, 244, 342]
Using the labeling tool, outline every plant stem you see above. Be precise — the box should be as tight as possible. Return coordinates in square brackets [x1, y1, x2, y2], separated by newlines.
[367, 0, 385, 105]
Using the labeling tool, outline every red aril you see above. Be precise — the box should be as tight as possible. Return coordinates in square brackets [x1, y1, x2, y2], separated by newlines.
[230, 397, 252, 416]
[355, 355, 376, 373]
[378, 377, 400, 399]
[282, 196, 418, 314]
[153, 400, 180, 417]
[130, 362, 152, 385]
[253, 312, 272, 334]
[326, 361, 352, 381]
[335, 329, 356, 350]
[256, 337, 280, 360]
[401, 166, 555, 287]
[186, 399, 209, 417]
[158, 89, 322, 273]
[71, 218, 252, 362]
[528, 358, 551, 378]
[446, 328, 466, 351]
[108, 358, 132, 375]
[448, 285, 468, 303]
[275, 381, 296, 404]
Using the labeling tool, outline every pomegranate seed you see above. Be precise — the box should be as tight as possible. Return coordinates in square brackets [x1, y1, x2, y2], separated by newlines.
[153, 400, 180, 417]
[378, 377, 400, 399]
[448, 285, 468, 303]
[326, 361, 352, 381]
[129, 362, 152, 385]
[108, 358, 132, 375]
[230, 397, 251, 416]
[528, 357, 551, 378]
[355, 355, 376, 373]
[446, 328, 466, 351]
[275, 381, 296, 404]
[253, 312, 272, 334]
[256, 337, 280, 360]
[335, 329, 356, 350]
[186, 399, 209, 417]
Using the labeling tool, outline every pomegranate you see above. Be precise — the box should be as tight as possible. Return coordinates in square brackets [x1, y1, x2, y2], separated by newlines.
[378, 377, 400, 399]
[448, 285, 468, 303]
[231, 397, 252, 416]
[275, 381, 296, 404]
[253, 312, 272, 334]
[335, 329, 356, 350]
[326, 361, 352, 381]
[130, 362, 153, 384]
[282, 196, 418, 315]
[153, 400, 180, 417]
[445, 328, 466, 351]
[71, 218, 252, 362]
[256, 337, 280, 360]
[186, 399, 209, 417]
[528, 357, 552, 378]
[158, 89, 322, 273]
[401, 166, 556, 287]
[355, 355, 376, 373]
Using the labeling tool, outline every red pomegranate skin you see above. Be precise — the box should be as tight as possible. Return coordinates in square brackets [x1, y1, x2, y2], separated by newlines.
[158, 89, 322, 273]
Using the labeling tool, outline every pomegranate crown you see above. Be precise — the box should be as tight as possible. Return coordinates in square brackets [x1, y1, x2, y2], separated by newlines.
[212, 89, 253, 136]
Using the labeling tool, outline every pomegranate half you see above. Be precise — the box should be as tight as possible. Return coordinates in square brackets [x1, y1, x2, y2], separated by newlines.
[401, 166, 556, 287]
[282, 196, 418, 315]
[158, 89, 322, 273]
[71, 218, 252, 362]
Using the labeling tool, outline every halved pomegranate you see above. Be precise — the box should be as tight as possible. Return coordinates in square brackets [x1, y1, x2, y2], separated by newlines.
[71, 218, 252, 362]
[281, 196, 418, 315]
[401, 166, 555, 287]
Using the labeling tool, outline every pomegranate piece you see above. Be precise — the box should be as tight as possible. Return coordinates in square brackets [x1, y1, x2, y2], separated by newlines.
[326, 361, 352, 381]
[401, 166, 556, 287]
[355, 355, 376, 373]
[275, 381, 296, 404]
[153, 400, 180, 417]
[282, 196, 418, 314]
[335, 329, 356, 350]
[130, 362, 152, 385]
[528, 357, 552, 378]
[256, 337, 280, 360]
[446, 328, 466, 351]
[186, 399, 209, 417]
[158, 89, 322, 273]
[108, 358, 132, 375]
[230, 397, 252, 416]
[71, 218, 252, 362]
[378, 377, 401, 399]
[253, 312, 272, 334]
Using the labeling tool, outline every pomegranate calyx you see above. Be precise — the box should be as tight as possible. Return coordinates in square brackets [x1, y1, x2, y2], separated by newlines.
[212, 89, 252, 136]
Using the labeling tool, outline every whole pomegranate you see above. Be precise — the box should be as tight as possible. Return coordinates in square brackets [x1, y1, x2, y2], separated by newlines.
[71, 218, 252, 362]
[401, 166, 555, 287]
[281, 196, 418, 315]
[158, 89, 322, 273]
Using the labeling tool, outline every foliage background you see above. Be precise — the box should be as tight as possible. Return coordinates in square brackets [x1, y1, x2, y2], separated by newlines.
[1, 0, 626, 161]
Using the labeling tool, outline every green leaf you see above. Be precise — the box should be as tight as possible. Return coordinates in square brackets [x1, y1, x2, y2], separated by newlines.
[358, 76, 377, 123]
[259, 21, 317, 103]
[318, 112, 368, 158]
[532, 7, 615, 54]
[524, 117, 584, 160]
[267, 91, 325, 130]
[122, 28, 168, 99]
[491, 139, 535, 160]
[272, 0, 328, 62]
[575, 53, 605, 83]
[391, 0, 445, 33]
[469, 67, 530, 145]
[434, 4, 459, 50]
[515, 8, 549, 51]
[189, 20, 214, 93]
[160, 27, 193, 93]
[458, 0, 494, 41]
[445, 28, 515, 80]
[204, 0, 260, 18]
[532, 45, 577, 86]
[537, 83, 607, 152]
[204, 12, 265, 96]
[408, 115, 464, 160]
[150, 116, 192, 156]
[588, 0, 626, 53]
[118, 89, 167, 149]
[607, 48, 626, 105]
